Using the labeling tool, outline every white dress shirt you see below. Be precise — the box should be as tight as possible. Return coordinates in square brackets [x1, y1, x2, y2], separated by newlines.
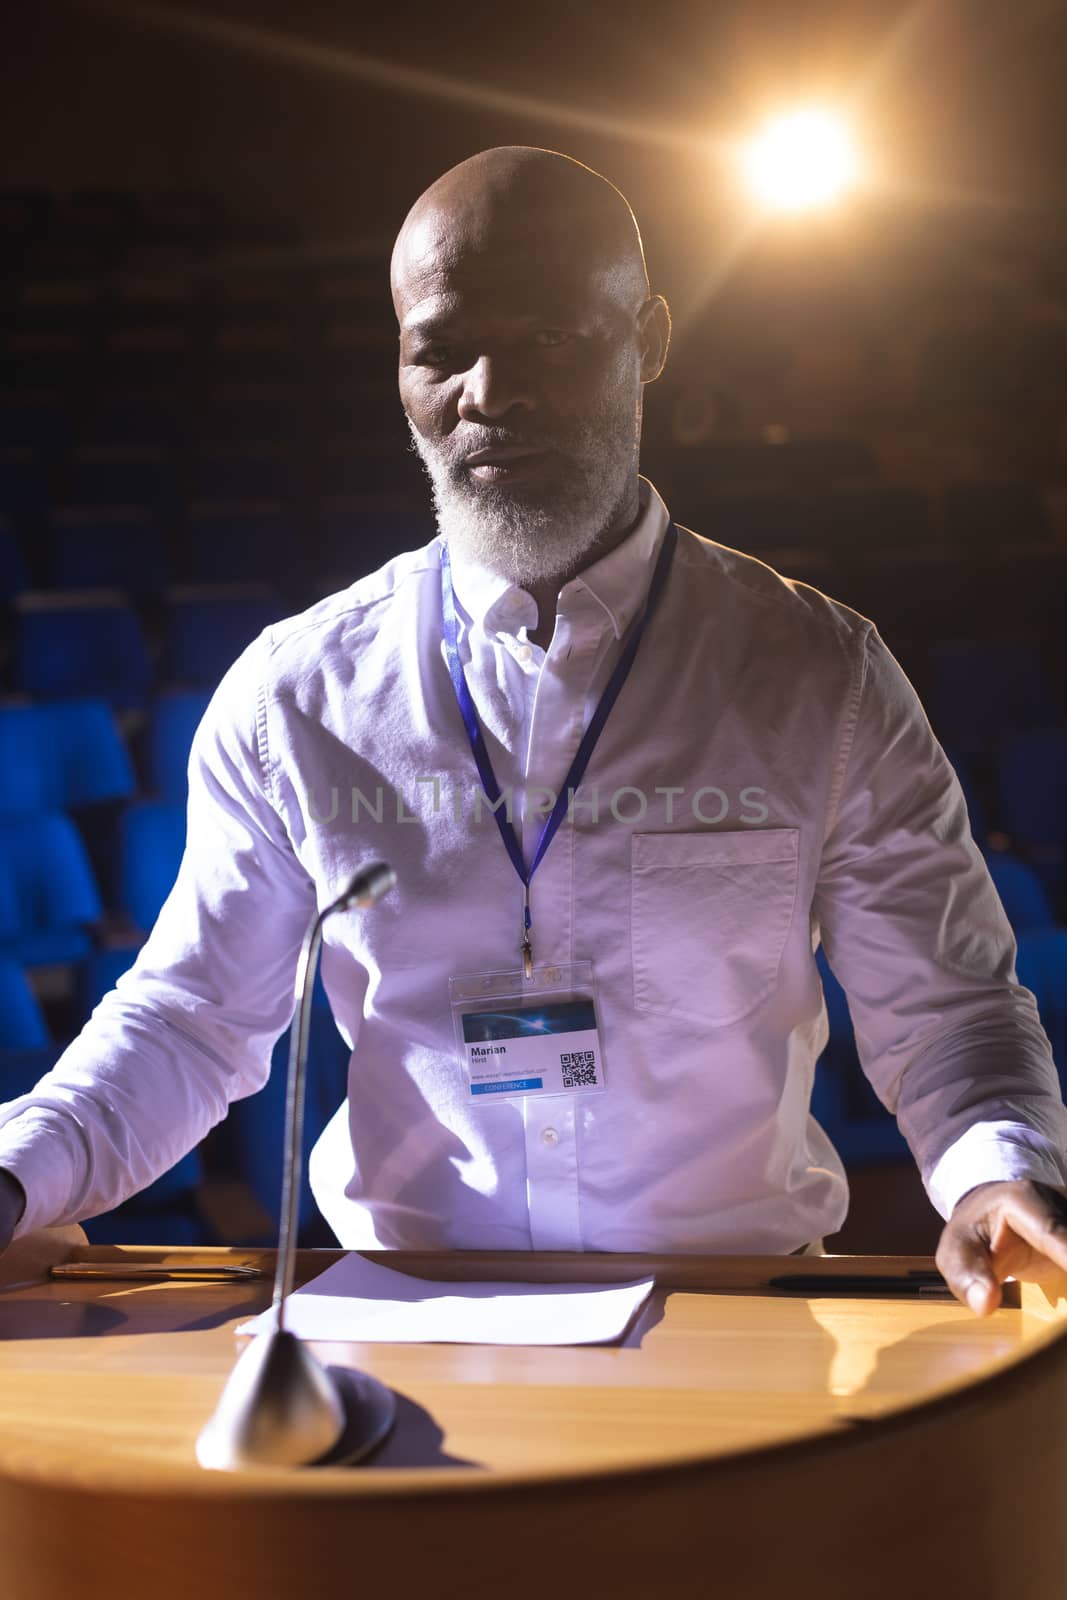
[2, 477, 1065, 1252]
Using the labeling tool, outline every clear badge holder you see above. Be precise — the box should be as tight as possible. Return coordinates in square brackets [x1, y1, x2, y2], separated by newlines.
[449, 960, 606, 1103]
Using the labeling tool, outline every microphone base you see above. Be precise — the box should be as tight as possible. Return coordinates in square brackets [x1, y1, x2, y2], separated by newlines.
[310, 1365, 396, 1467]
[197, 1331, 396, 1471]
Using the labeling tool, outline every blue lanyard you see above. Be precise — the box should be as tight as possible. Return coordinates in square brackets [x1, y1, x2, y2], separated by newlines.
[441, 520, 678, 976]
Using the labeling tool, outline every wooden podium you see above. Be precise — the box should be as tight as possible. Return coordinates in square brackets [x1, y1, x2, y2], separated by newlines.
[1, 1233, 1066, 1600]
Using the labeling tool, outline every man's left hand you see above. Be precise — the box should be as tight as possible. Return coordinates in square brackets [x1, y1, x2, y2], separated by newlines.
[936, 1179, 1067, 1315]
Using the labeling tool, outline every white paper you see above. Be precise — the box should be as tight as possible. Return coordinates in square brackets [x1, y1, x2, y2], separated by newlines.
[236, 1253, 654, 1346]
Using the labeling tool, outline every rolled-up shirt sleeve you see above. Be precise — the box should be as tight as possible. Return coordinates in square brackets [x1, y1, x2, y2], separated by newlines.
[0, 632, 317, 1239]
[814, 624, 1067, 1218]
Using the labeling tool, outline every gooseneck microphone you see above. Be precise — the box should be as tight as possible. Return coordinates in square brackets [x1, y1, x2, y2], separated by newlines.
[275, 861, 398, 1316]
[197, 863, 398, 1471]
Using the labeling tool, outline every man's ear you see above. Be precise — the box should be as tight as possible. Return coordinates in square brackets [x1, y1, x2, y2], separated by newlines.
[637, 295, 671, 384]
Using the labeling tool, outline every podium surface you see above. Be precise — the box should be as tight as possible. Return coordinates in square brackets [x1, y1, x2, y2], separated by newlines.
[1, 1239, 1065, 1599]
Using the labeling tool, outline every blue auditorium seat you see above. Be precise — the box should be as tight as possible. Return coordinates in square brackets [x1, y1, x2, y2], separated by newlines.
[0, 704, 53, 817]
[48, 509, 171, 595]
[147, 689, 212, 803]
[13, 592, 153, 709]
[118, 801, 186, 933]
[0, 812, 102, 967]
[1015, 930, 1067, 1084]
[927, 640, 1060, 749]
[0, 699, 135, 817]
[0, 959, 51, 1049]
[45, 699, 136, 808]
[165, 584, 281, 687]
[985, 851, 1055, 936]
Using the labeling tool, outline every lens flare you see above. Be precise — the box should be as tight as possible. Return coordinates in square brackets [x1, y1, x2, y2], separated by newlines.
[741, 108, 859, 212]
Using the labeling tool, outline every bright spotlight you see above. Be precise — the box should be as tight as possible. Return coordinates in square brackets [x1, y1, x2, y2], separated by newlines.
[741, 108, 858, 212]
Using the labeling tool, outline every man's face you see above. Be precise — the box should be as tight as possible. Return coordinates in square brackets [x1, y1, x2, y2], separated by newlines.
[395, 216, 645, 584]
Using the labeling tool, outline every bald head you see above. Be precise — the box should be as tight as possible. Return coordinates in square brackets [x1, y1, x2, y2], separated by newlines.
[391, 146, 650, 319]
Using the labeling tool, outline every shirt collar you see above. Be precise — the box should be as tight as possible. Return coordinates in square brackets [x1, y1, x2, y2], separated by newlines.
[443, 476, 670, 641]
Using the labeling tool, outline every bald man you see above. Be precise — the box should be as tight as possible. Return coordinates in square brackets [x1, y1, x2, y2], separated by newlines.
[1, 147, 1066, 1316]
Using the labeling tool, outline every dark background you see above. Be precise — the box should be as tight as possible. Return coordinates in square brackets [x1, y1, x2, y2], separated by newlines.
[5, 0, 1067, 516]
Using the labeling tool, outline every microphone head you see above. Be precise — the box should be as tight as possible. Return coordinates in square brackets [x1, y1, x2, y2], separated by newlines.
[333, 861, 397, 913]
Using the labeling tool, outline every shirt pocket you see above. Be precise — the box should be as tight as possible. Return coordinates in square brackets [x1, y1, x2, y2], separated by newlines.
[631, 829, 800, 1028]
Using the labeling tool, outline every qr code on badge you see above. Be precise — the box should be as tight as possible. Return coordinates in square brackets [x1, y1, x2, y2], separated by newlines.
[560, 1050, 597, 1088]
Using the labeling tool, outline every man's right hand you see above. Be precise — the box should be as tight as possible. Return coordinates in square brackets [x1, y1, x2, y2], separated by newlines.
[0, 1169, 26, 1255]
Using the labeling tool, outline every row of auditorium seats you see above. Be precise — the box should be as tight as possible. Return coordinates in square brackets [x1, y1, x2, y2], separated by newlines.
[0, 381, 395, 449]
[0, 349, 396, 405]
[0, 587, 281, 704]
[0, 582, 1064, 827]
[0, 800, 185, 959]
[4, 577, 1065, 756]
[1, 415, 1054, 545]
[0, 681, 1063, 954]
[0, 183, 284, 240]
[0, 682, 1064, 933]
[0, 568, 352, 1243]
[0, 500, 425, 604]
[0, 435, 420, 529]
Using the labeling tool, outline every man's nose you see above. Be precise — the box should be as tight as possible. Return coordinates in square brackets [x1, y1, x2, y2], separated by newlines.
[457, 353, 535, 422]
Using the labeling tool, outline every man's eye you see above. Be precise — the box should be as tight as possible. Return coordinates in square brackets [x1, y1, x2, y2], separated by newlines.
[534, 329, 570, 347]
[420, 345, 454, 367]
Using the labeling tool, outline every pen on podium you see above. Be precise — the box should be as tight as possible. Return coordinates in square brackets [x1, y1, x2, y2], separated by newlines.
[50, 1263, 266, 1282]
[767, 1271, 957, 1299]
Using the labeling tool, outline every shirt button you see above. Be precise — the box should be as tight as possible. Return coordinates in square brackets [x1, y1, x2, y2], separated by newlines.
[541, 1127, 559, 1146]
[517, 644, 533, 663]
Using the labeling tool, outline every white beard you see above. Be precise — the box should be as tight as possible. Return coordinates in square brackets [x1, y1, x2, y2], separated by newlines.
[406, 397, 640, 586]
